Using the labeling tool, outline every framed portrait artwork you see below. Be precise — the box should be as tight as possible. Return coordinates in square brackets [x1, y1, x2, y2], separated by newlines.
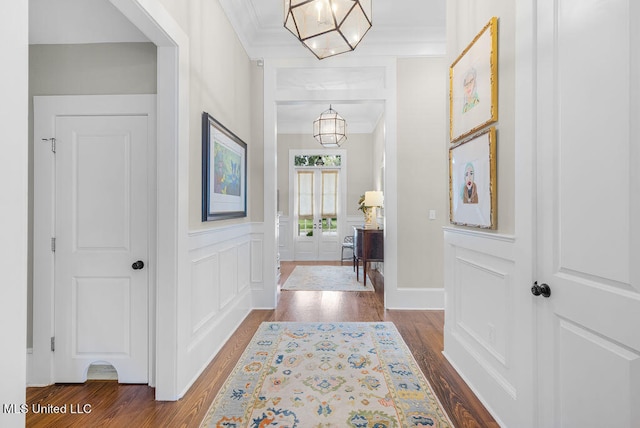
[202, 112, 247, 221]
[449, 127, 497, 229]
[450, 16, 498, 143]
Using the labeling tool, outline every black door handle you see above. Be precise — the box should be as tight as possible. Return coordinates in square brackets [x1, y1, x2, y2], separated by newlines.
[132, 260, 145, 270]
[531, 281, 551, 298]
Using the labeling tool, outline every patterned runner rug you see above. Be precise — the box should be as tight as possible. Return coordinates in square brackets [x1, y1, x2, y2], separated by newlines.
[200, 322, 453, 427]
[281, 265, 374, 292]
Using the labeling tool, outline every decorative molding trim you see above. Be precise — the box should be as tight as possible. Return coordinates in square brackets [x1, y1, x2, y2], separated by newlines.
[182, 288, 251, 398]
[187, 287, 251, 353]
[455, 256, 508, 279]
[238, 241, 251, 292]
[219, 246, 239, 310]
[445, 330, 517, 400]
[278, 216, 293, 261]
[188, 222, 254, 249]
[251, 239, 264, 286]
[190, 253, 219, 335]
[444, 227, 520, 425]
[443, 226, 515, 243]
[453, 256, 511, 367]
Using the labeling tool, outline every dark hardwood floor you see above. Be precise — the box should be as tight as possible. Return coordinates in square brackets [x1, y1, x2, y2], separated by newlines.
[26, 261, 497, 427]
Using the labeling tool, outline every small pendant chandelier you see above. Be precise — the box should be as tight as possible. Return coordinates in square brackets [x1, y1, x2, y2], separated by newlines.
[313, 105, 347, 148]
[284, 0, 372, 60]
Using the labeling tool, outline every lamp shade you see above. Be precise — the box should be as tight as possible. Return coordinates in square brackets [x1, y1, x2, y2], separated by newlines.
[364, 191, 383, 207]
[313, 105, 347, 148]
[284, 0, 372, 60]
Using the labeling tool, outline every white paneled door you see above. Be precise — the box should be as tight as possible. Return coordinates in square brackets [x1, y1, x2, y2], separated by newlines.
[53, 114, 150, 383]
[294, 169, 342, 260]
[535, 0, 640, 426]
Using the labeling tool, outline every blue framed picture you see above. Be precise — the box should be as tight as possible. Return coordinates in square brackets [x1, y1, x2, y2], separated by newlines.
[202, 112, 247, 221]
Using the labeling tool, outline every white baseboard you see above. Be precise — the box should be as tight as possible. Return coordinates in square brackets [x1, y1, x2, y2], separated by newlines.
[385, 287, 444, 310]
[442, 349, 507, 428]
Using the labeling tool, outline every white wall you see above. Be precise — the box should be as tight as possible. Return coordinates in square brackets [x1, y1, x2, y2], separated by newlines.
[152, 0, 261, 398]
[443, 2, 536, 427]
[0, 2, 28, 427]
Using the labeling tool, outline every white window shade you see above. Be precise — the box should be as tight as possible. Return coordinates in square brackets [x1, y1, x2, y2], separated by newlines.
[322, 171, 337, 217]
[297, 171, 314, 217]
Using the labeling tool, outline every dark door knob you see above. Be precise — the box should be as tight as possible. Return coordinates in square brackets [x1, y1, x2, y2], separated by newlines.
[531, 281, 551, 298]
[132, 260, 145, 270]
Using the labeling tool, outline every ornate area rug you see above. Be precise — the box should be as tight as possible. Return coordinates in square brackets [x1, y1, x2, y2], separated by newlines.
[200, 322, 453, 427]
[281, 266, 373, 292]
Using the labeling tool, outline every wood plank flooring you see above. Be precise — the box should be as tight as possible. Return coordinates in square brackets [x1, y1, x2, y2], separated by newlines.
[26, 261, 497, 427]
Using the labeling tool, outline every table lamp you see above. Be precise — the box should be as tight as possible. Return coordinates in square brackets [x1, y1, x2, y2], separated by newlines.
[364, 191, 383, 229]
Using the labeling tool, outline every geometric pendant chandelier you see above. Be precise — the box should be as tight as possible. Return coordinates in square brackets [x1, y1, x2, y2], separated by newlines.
[284, 0, 372, 60]
[313, 105, 347, 147]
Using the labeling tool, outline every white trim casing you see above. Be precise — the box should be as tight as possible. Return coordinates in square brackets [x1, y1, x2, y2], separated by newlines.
[0, 2, 28, 426]
[262, 56, 398, 308]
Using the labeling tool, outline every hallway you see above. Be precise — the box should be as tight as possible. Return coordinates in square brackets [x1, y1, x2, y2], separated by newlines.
[26, 262, 497, 427]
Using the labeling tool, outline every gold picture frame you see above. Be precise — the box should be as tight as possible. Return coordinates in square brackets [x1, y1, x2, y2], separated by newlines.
[450, 16, 498, 143]
[449, 127, 497, 229]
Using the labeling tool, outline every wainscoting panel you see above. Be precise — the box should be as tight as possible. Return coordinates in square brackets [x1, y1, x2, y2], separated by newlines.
[219, 247, 239, 310]
[278, 216, 292, 261]
[238, 241, 250, 293]
[190, 254, 219, 334]
[443, 228, 518, 424]
[251, 237, 263, 287]
[182, 224, 261, 397]
[455, 249, 512, 367]
[346, 216, 366, 233]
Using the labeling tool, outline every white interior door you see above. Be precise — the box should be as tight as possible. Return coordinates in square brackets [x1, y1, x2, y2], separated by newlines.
[294, 169, 342, 260]
[54, 114, 150, 383]
[535, 1, 640, 426]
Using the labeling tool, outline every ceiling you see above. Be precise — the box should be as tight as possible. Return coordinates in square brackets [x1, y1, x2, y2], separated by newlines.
[218, 0, 446, 60]
[29, 0, 446, 135]
[218, 0, 446, 134]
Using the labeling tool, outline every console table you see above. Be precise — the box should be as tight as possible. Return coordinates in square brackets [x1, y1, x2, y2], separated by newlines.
[354, 227, 384, 286]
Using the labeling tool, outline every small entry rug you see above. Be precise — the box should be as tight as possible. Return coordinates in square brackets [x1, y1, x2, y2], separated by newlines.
[200, 322, 453, 427]
[281, 265, 374, 292]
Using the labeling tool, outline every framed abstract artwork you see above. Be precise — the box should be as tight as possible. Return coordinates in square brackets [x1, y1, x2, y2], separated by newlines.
[202, 112, 247, 221]
[449, 127, 497, 229]
[450, 16, 498, 143]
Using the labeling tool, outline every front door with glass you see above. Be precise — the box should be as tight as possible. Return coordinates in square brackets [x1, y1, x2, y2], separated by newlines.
[291, 153, 345, 261]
